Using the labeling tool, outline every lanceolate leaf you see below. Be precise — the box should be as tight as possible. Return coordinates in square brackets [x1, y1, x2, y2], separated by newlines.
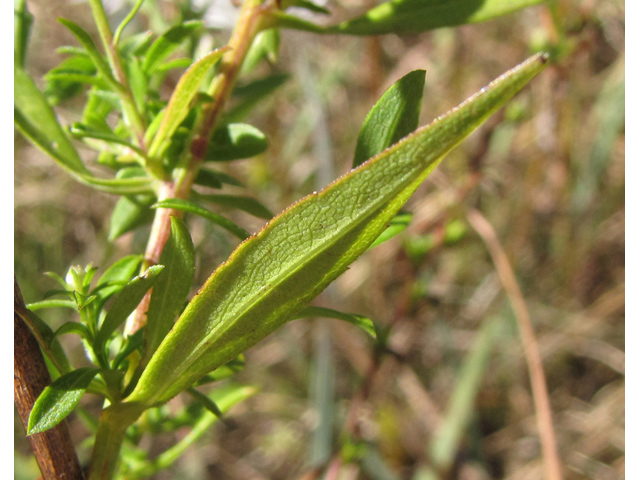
[205, 123, 268, 162]
[147, 47, 229, 161]
[15, 68, 154, 195]
[197, 193, 274, 220]
[15, 67, 87, 174]
[95, 265, 165, 352]
[142, 21, 204, 74]
[58, 18, 122, 92]
[295, 306, 377, 339]
[142, 217, 195, 365]
[27, 367, 100, 434]
[127, 54, 548, 407]
[353, 70, 425, 168]
[153, 199, 251, 240]
[329, 0, 547, 35]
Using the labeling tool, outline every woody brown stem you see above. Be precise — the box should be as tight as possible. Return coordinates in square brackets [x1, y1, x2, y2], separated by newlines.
[14, 278, 85, 480]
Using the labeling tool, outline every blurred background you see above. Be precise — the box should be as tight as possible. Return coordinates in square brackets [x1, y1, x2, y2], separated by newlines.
[15, 0, 624, 479]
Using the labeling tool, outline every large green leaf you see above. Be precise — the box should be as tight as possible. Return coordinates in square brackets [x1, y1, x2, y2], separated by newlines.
[127, 54, 548, 407]
[147, 46, 229, 161]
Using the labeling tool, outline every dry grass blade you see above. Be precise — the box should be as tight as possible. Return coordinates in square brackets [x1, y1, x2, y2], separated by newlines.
[466, 209, 563, 480]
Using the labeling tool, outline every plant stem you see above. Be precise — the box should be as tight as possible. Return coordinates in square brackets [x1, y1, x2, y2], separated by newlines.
[88, 403, 145, 480]
[126, 0, 271, 335]
[88, 0, 147, 149]
[14, 278, 85, 480]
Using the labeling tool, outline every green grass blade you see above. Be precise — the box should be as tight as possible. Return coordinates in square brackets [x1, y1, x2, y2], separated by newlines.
[329, 0, 547, 35]
[428, 317, 501, 470]
[147, 46, 229, 160]
[127, 54, 548, 407]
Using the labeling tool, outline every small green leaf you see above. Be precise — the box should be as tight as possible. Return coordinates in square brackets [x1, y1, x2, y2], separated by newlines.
[205, 123, 268, 162]
[147, 46, 229, 161]
[14, 0, 33, 68]
[15, 67, 87, 174]
[95, 255, 143, 301]
[26, 299, 78, 311]
[27, 367, 100, 434]
[242, 28, 280, 74]
[142, 217, 195, 365]
[127, 54, 548, 407]
[95, 265, 165, 351]
[142, 20, 203, 74]
[186, 388, 224, 419]
[283, 0, 331, 15]
[369, 211, 412, 248]
[227, 73, 290, 122]
[328, 0, 547, 35]
[108, 195, 156, 241]
[196, 193, 273, 220]
[194, 169, 223, 189]
[353, 70, 425, 168]
[17, 308, 72, 375]
[52, 322, 93, 342]
[113, 0, 145, 46]
[269, 11, 327, 34]
[58, 18, 122, 92]
[153, 199, 251, 240]
[295, 306, 377, 338]
[70, 122, 144, 156]
[193, 357, 245, 385]
[44, 55, 98, 104]
[118, 31, 154, 58]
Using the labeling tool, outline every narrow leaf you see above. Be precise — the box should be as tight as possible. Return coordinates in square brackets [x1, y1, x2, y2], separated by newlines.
[14, 67, 87, 174]
[52, 321, 93, 341]
[27, 367, 100, 434]
[142, 20, 203, 74]
[26, 299, 77, 311]
[142, 217, 195, 365]
[197, 193, 273, 220]
[369, 211, 412, 248]
[328, 0, 547, 36]
[353, 70, 425, 168]
[186, 388, 224, 419]
[227, 73, 290, 122]
[14, 0, 33, 68]
[17, 308, 72, 375]
[148, 46, 229, 160]
[127, 54, 548, 407]
[205, 123, 268, 162]
[295, 306, 377, 338]
[58, 18, 122, 92]
[95, 255, 143, 302]
[95, 265, 165, 350]
[108, 195, 156, 241]
[153, 199, 251, 240]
